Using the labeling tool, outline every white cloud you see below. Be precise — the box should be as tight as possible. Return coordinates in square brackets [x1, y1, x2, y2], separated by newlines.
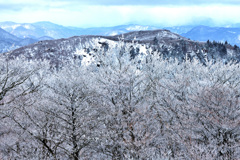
[0, 2, 240, 27]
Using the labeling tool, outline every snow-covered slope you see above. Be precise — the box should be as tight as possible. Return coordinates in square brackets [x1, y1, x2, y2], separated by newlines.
[118, 29, 188, 41]
[0, 27, 21, 42]
[0, 21, 64, 39]
[0, 28, 38, 53]
[4, 30, 240, 66]
[2, 21, 240, 48]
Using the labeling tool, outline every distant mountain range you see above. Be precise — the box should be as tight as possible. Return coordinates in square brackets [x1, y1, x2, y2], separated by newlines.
[0, 25, 54, 53]
[0, 21, 162, 53]
[0, 27, 37, 53]
[1, 21, 240, 53]
[0, 21, 160, 39]
[5, 29, 240, 67]
[182, 25, 240, 46]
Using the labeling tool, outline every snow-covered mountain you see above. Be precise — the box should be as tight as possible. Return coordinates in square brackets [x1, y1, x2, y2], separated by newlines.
[0, 21, 197, 38]
[2, 21, 240, 47]
[182, 25, 240, 46]
[164, 25, 195, 34]
[0, 22, 164, 53]
[0, 28, 38, 53]
[101, 25, 159, 36]
[0, 27, 20, 42]
[0, 21, 67, 39]
[5, 29, 240, 66]
[2, 21, 240, 57]
[0, 21, 161, 39]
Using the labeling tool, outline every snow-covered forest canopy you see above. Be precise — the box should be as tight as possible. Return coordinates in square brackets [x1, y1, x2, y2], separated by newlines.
[0, 42, 240, 160]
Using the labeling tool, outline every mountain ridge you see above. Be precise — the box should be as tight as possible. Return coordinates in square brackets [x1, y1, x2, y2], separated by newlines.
[0, 21, 161, 39]
[2, 21, 240, 56]
[1, 21, 240, 46]
[182, 25, 240, 46]
[4, 29, 240, 67]
[0, 28, 38, 53]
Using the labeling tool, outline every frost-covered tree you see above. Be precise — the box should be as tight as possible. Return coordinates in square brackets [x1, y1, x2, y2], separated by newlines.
[41, 61, 102, 159]
[1, 42, 240, 160]
[0, 56, 49, 159]
[184, 61, 240, 160]
[0, 56, 44, 107]
[91, 43, 163, 159]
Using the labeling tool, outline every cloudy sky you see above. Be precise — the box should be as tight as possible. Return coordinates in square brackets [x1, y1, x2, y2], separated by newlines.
[0, 0, 240, 27]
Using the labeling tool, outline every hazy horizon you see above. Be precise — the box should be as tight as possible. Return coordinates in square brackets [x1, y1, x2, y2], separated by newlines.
[1, 0, 240, 28]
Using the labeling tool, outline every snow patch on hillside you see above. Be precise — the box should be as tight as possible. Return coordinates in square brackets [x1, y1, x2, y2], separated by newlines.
[75, 49, 95, 66]
[109, 32, 119, 36]
[127, 26, 149, 31]
[228, 31, 236, 34]
[23, 25, 32, 29]
[1, 24, 20, 30]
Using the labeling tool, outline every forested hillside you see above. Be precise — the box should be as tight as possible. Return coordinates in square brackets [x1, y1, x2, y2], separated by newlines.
[6, 29, 240, 67]
[1, 42, 240, 159]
